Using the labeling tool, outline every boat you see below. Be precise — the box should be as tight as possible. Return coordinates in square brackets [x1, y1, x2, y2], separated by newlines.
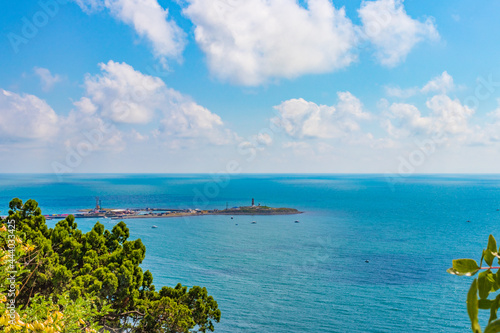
[294, 220, 300, 223]
[251, 221, 256, 224]
[231, 216, 233, 219]
[151, 225, 158, 229]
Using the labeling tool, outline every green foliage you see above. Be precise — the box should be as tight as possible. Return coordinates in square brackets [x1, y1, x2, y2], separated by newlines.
[448, 234, 500, 333]
[448, 259, 481, 276]
[1, 198, 221, 332]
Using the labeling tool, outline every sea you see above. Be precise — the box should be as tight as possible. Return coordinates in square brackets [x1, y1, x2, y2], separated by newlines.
[1, 173, 500, 332]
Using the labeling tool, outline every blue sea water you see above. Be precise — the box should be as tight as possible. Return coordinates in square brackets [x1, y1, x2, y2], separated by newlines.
[1, 174, 500, 332]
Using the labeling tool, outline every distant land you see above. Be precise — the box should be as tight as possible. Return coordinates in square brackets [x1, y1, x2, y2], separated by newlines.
[43, 198, 302, 220]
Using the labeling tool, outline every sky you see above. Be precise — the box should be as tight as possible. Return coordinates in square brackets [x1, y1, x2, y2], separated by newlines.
[1, 0, 500, 174]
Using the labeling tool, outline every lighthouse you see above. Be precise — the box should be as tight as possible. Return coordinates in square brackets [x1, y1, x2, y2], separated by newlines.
[252, 198, 255, 206]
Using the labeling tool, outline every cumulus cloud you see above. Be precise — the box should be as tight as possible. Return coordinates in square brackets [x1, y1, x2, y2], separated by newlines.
[34, 67, 62, 92]
[82, 61, 164, 124]
[359, 0, 439, 66]
[61, 107, 125, 152]
[385, 71, 454, 98]
[0, 87, 124, 157]
[238, 132, 274, 159]
[421, 71, 454, 94]
[0, 89, 59, 141]
[73, 0, 440, 85]
[73, 97, 98, 115]
[384, 95, 474, 140]
[156, 88, 234, 145]
[74, 0, 185, 65]
[184, 0, 358, 85]
[80, 61, 235, 145]
[272, 92, 371, 140]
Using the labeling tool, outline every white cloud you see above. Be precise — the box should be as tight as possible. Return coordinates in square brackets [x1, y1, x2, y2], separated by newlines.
[256, 133, 273, 146]
[272, 92, 371, 140]
[74, 0, 185, 64]
[473, 100, 500, 144]
[34, 67, 62, 92]
[359, 0, 439, 66]
[184, 0, 358, 85]
[487, 100, 500, 121]
[384, 94, 474, 140]
[426, 95, 473, 135]
[238, 132, 274, 158]
[61, 108, 126, 152]
[157, 88, 234, 145]
[82, 61, 235, 145]
[383, 102, 432, 137]
[421, 71, 454, 94]
[82, 61, 164, 124]
[73, 97, 98, 115]
[74, 0, 440, 86]
[0, 89, 59, 141]
[0, 87, 124, 156]
[385, 71, 454, 99]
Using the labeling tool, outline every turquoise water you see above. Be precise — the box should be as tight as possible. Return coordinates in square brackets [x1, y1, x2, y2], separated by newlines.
[2, 174, 500, 332]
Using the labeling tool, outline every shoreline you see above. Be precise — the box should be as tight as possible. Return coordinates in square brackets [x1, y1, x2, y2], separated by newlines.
[40, 198, 303, 220]
[113, 210, 303, 220]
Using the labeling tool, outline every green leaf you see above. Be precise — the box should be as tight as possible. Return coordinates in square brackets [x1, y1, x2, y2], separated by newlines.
[489, 295, 500, 324]
[468, 279, 482, 333]
[485, 319, 500, 333]
[480, 299, 494, 310]
[485, 235, 498, 267]
[448, 259, 481, 276]
[479, 270, 496, 299]
[495, 271, 500, 289]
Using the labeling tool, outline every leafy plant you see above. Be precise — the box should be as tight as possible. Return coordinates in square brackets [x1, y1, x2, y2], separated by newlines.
[448, 234, 500, 333]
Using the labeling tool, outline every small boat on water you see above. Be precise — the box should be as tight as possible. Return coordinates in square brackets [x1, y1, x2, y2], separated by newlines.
[294, 220, 300, 223]
[251, 221, 256, 224]
[231, 216, 233, 219]
[151, 225, 158, 229]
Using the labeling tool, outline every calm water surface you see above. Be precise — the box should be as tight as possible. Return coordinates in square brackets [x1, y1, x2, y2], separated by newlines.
[1, 174, 500, 332]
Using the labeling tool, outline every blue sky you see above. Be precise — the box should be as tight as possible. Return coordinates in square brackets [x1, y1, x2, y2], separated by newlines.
[1, 0, 500, 174]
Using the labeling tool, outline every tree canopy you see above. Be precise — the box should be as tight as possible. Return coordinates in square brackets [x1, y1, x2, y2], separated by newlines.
[0, 198, 221, 332]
